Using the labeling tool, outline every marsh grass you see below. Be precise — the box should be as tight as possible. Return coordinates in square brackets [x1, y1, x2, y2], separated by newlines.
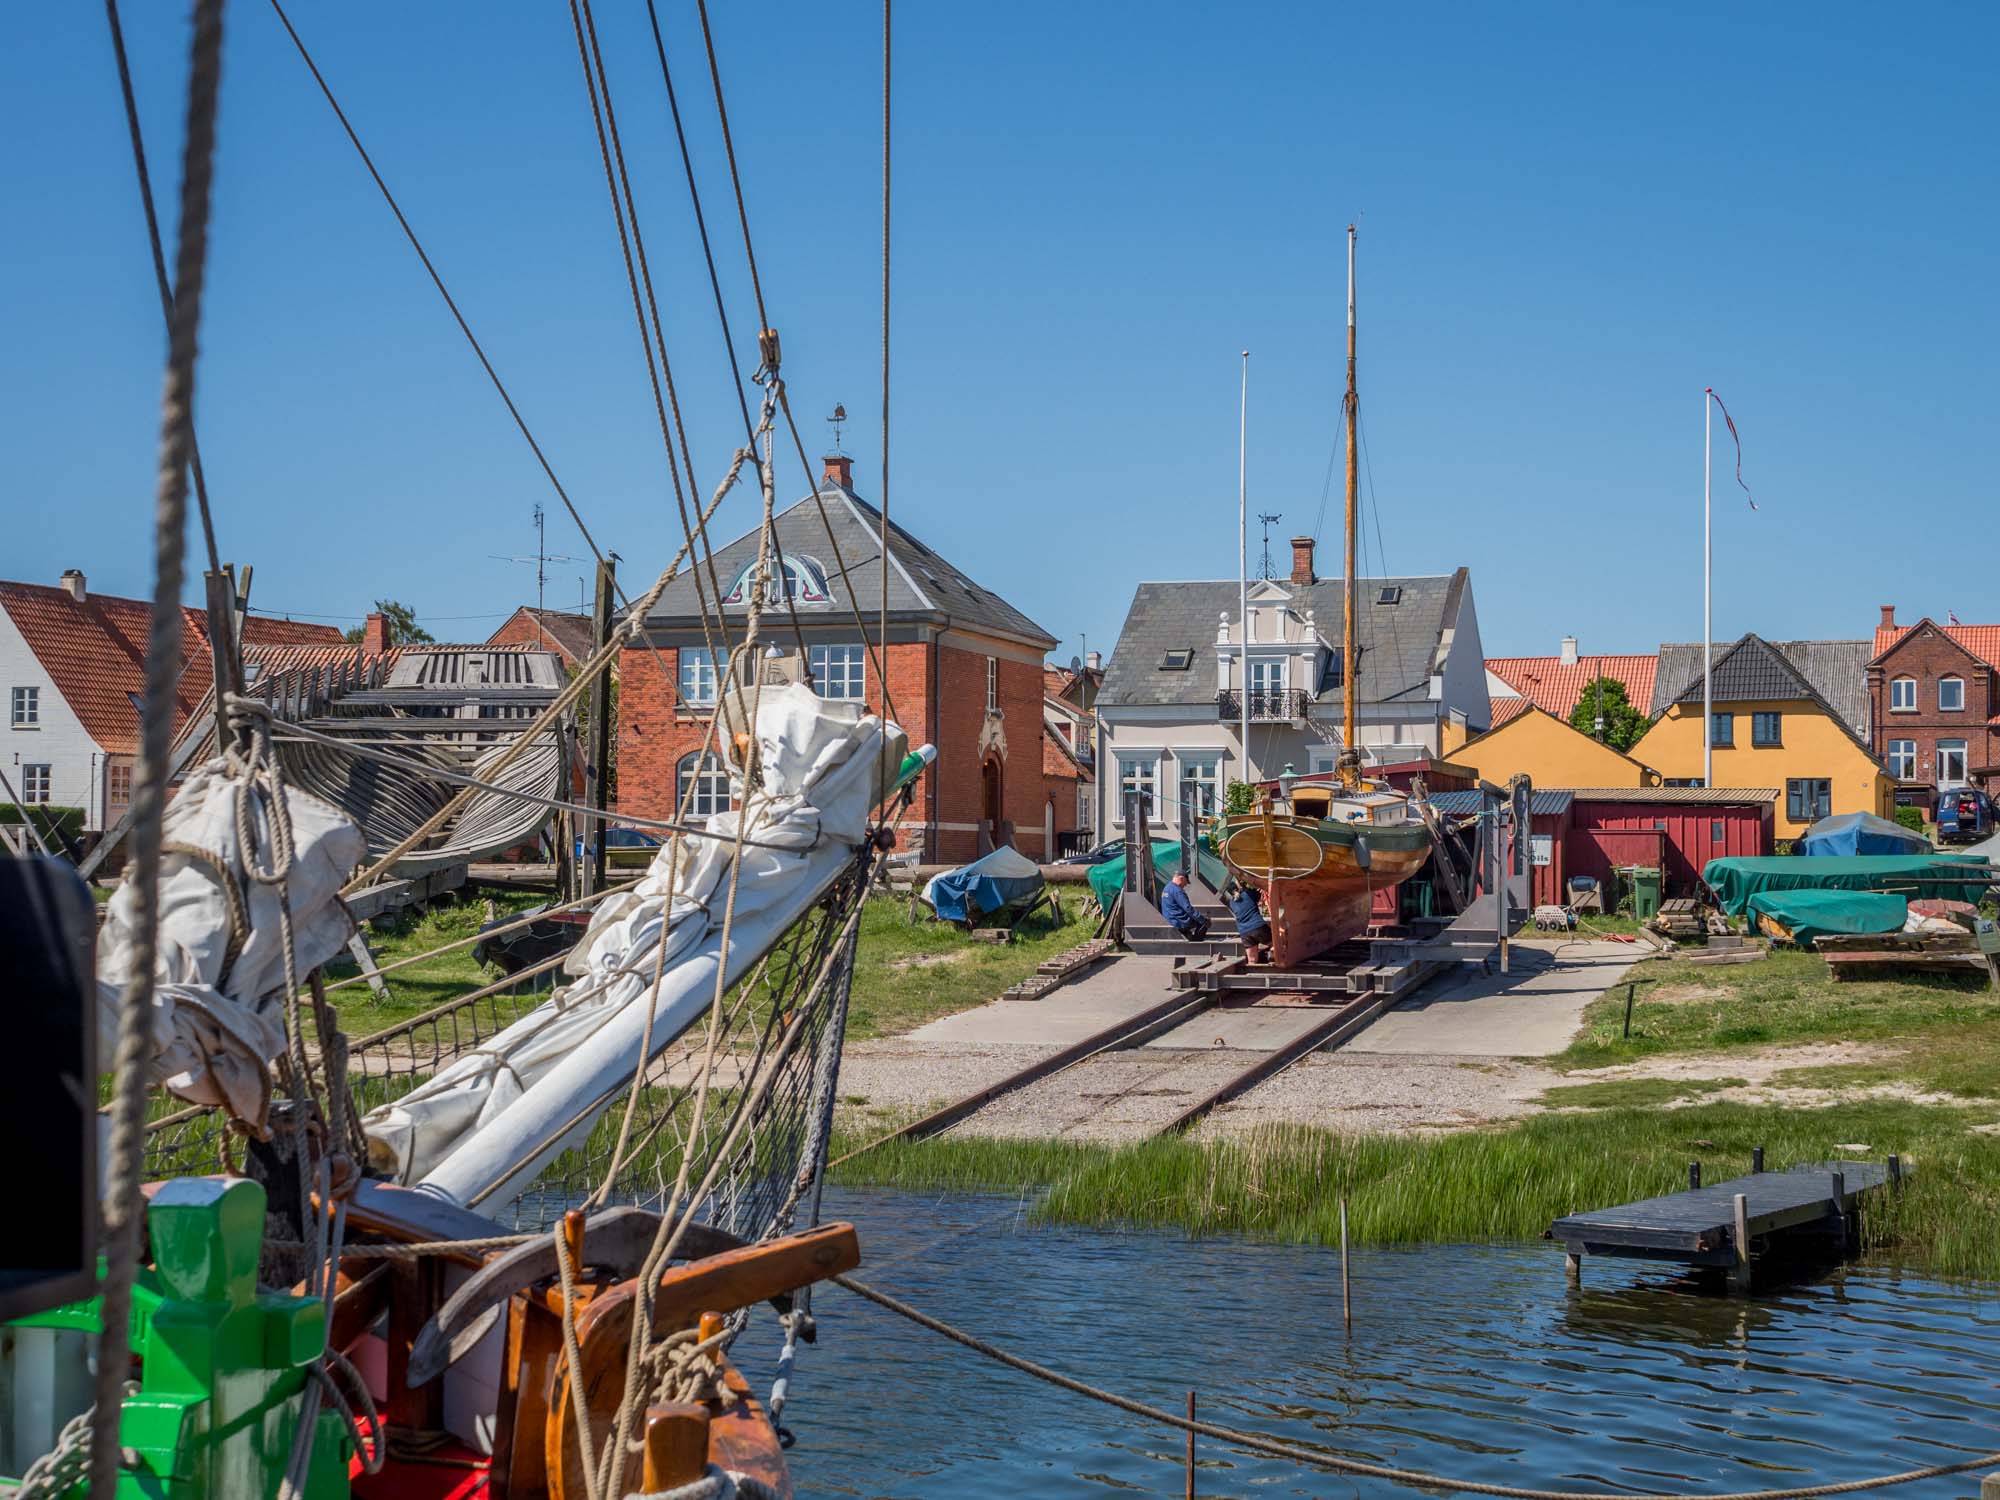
[832, 1100, 2000, 1279]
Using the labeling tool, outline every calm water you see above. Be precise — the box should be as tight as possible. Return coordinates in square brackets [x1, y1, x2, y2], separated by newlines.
[741, 1188, 2000, 1500]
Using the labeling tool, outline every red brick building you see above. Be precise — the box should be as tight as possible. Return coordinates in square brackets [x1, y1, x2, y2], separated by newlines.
[619, 457, 1067, 864]
[487, 606, 595, 672]
[1865, 605, 2000, 796]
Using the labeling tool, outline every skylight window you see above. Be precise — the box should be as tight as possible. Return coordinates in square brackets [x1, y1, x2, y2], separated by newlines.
[1161, 648, 1194, 671]
[1376, 586, 1402, 605]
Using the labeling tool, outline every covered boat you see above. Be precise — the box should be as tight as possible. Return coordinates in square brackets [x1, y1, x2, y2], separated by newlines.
[923, 843, 1044, 924]
[1704, 854, 1989, 915]
[1748, 888, 1909, 945]
[1798, 811, 1931, 857]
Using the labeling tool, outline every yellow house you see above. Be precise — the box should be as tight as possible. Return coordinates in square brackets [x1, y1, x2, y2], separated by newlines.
[1452, 705, 1661, 789]
[1630, 633, 1893, 840]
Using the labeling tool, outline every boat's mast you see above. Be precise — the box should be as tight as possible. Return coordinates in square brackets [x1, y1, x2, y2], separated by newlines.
[1340, 223, 1360, 785]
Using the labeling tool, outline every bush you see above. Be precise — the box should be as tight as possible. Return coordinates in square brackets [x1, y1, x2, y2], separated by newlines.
[1224, 780, 1256, 815]
[1894, 806, 1926, 833]
[0, 804, 84, 846]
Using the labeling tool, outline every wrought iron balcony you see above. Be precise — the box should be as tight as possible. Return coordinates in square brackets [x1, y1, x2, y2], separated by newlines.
[1216, 688, 1311, 723]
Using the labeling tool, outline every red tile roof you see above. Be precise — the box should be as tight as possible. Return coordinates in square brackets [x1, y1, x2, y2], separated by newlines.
[0, 581, 340, 756]
[1487, 696, 1535, 726]
[1873, 620, 2000, 668]
[1485, 654, 1658, 720]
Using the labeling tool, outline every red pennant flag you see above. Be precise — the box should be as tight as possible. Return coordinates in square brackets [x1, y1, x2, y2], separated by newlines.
[1706, 389, 1757, 511]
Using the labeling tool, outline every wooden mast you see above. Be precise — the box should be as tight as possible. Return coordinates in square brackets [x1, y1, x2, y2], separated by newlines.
[1340, 223, 1360, 786]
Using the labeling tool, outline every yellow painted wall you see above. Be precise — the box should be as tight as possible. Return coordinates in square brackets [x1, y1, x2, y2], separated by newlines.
[1442, 716, 1471, 755]
[1453, 708, 1658, 789]
[1629, 700, 1893, 839]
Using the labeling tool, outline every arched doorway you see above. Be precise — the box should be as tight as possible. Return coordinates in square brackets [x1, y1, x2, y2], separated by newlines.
[979, 755, 1004, 853]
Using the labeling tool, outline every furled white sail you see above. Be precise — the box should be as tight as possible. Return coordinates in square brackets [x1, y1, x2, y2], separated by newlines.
[96, 761, 365, 1130]
[367, 682, 910, 1211]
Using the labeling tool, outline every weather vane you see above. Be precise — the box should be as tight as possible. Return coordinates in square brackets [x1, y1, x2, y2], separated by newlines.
[826, 402, 847, 453]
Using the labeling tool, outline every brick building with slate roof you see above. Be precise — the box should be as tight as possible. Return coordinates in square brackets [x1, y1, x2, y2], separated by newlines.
[1093, 539, 1490, 842]
[620, 457, 1070, 864]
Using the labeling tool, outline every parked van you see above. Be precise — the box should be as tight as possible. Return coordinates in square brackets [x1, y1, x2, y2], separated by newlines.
[1936, 787, 1995, 844]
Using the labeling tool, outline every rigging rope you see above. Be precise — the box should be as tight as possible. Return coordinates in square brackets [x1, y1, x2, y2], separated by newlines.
[832, 1272, 2000, 1500]
[91, 4, 225, 1495]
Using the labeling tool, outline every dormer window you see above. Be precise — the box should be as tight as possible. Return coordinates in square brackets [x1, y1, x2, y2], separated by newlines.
[720, 554, 832, 606]
[1161, 648, 1194, 671]
[1376, 586, 1402, 605]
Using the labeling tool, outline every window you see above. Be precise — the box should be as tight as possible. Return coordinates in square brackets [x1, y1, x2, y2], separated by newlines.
[1178, 753, 1223, 818]
[1938, 740, 1968, 786]
[1939, 677, 1965, 712]
[676, 752, 730, 818]
[986, 657, 998, 714]
[1888, 739, 1916, 778]
[108, 762, 132, 806]
[809, 643, 865, 701]
[1890, 676, 1916, 712]
[1786, 778, 1832, 823]
[1115, 754, 1159, 822]
[1376, 586, 1402, 606]
[1752, 712, 1782, 747]
[1711, 820, 1725, 841]
[1160, 648, 1194, 671]
[10, 687, 38, 727]
[719, 554, 831, 606]
[1709, 712, 1733, 748]
[677, 647, 719, 707]
[21, 764, 51, 804]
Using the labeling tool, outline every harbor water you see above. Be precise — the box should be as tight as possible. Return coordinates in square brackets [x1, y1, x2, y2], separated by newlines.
[747, 1188, 2000, 1500]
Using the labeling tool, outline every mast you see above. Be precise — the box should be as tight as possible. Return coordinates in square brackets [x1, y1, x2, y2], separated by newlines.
[1239, 350, 1251, 791]
[1340, 223, 1360, 784]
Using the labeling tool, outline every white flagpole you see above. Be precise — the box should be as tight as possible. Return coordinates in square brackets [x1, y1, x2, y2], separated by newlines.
[1239, 350, 1251, 789]
[1703, 387, 1713, 787]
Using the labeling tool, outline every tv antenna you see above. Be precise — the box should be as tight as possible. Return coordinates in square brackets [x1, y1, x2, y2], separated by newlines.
[826, 402, 848, 453]
[490, 503, 580, 646]
[1256, 511, 1284, 579]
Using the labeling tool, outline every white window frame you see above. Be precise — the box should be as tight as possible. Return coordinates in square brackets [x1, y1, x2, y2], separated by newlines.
[719, 554, 831, 606]
[985, 657, 998, 714]
[809, 642, 865, 701]
[1114, 752, 1161, 824]
[1939, 676, 1965, 712]
[21, 764, 51, 804]
[10, 686, 38, 728]
[677, 647, 719, 707]
[676, 750, 730, 818]
[1887, 739, 1916, 779]
[1307, 746, 1340, 776]
[1937, 739, 1969, 787]
[1176, 751, 1224, 818]
[1890, 676, 1917, 712]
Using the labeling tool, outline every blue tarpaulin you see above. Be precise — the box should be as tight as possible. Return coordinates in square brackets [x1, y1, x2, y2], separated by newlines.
[922, 845, 1044, 924]
[1797, 811, 1932, 858]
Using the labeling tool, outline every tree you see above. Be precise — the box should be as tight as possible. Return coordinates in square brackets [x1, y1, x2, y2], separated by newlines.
[343, 599, 435, 645]
[1568, 677, 1648, 751]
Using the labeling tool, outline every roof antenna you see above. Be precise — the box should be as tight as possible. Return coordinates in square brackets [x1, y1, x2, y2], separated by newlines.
[1257, 511, 1284, 580]
[827, 402, 848, 454]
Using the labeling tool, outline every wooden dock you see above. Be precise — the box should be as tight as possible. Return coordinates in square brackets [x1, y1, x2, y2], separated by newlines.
[1550, 1157, 1903, 1292]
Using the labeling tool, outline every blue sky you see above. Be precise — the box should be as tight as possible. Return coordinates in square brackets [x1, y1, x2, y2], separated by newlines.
[4, 3, 1994, 671]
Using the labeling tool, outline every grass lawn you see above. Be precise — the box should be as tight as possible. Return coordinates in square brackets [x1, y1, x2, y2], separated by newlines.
[324, 889, 551, 1034]
[844, 896, 1099, 1039]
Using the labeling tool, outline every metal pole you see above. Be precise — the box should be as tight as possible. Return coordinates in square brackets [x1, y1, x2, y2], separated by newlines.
[1185, 1391, 1196, 1500]
[1339, 1196, 1352, 1331]
[1343, 224, 1359, 778]
[1238, 350, 1250, 790]
[1703, 388, 1713, 788]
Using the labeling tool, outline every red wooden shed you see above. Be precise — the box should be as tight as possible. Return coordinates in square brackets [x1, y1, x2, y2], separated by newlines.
[1429, 789, 1576, 908]
[1565, 788, 1775, 897]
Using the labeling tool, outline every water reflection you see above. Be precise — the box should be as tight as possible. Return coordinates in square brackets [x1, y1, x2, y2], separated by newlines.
[740, 1189, 2000, 1500]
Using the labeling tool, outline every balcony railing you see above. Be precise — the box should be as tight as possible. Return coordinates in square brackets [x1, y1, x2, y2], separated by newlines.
[1216, 689, 1312, 723]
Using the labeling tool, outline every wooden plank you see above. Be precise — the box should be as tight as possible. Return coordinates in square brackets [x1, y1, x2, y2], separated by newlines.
[647, 1222, 860, 1333]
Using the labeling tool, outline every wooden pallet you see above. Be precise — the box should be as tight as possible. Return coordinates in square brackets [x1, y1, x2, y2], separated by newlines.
[999, 936, 1115, 1000]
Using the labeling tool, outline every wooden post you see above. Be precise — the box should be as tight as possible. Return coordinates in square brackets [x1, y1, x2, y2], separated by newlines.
[1689, 1161, 1701, 1190]
[344, 931, 392, 1003]
[562, 1208, 586, 1279]
[1888, 1153, 1901, 1192]
[1184, 1390, 1195, 1500]
[1339, 1197, 1352, 1331]
[1730, 1192, 1751, 1293]
[643, 1404, 712, 1492]
[1978, 1470, 2000, 1500]
[1830, 1170, 1847, 1250]
[582, 557, 616, 898]
[1622, 982, 1636, 1038]
[1564, 1250, 1582, 1285]
[1752, 1145, 1764, 1173]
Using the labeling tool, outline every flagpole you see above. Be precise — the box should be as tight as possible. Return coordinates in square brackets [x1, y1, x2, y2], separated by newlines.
[1703, 387, 1713, 788]
[1239, 350, 1251, 790]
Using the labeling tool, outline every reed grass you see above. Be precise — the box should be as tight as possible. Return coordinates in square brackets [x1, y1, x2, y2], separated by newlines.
[830, 1100, 2000, 1279]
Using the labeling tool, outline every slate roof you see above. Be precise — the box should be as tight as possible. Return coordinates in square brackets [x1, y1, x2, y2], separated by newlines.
[1873, 619, 2000, 670]
[641, 483, 1055, 649]
[1651, 636, 1872, 739]
[1430, 788, 1575, 817]
[1486, 653, 1657, 720]
[1099, 570, 1467, 709]
[0, 580, 341, 755]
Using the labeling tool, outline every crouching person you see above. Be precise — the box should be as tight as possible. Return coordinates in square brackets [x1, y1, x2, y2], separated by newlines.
[1159, 871, 1210, 942]
[1225, 880, 1273, 964]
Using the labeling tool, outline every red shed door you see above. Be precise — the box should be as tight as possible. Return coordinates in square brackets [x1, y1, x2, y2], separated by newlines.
[1569, 829, 1665, 901]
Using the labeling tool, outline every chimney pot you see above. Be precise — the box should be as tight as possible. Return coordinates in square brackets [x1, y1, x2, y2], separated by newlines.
[59, 569, 85, 603]
[1289, 536, 1316, 586]
[362, 610, 390, 656]
[1560, 634, 1579, 666]
[821, 454, 853, 490]
[1880, 604, 1896, 629]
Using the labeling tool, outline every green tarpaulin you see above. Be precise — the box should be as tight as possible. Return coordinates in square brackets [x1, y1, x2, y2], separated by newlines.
[1746, 888, 1909, 946]
[1703, 855, 1989, 916]
[1088, 838, 1229, 912]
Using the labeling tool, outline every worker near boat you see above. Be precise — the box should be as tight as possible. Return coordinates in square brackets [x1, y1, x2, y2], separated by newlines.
[1224, 880, 1273, 963]
[1160, 872, 1210, 942]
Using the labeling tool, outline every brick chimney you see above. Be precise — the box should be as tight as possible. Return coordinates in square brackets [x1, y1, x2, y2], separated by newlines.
[1289, 536, 1316, 585]
[362, 611, 390, 655]
[1880, 604, 1896, 629]
[1560, 635, 1579, 666]
[822, 454, 852, 490]
[59, 569, 85, 603]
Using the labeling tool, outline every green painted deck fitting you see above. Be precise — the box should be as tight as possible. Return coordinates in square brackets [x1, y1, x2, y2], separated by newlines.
[5, 1177, 352, 1499]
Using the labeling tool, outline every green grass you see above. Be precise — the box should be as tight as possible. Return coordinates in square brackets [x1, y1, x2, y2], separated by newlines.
[1557, 949, 2000, 1068]
[1539, 1076, 1748, 1109]
[324, 889, 550, 1032]
[843, 897, 1098, 1039]
[1767, 1026, 2000, 1100]
[831, 1100, 2000, 1278]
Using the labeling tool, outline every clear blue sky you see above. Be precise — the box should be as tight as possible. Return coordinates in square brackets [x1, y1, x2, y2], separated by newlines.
[5, 3, 1994, 670]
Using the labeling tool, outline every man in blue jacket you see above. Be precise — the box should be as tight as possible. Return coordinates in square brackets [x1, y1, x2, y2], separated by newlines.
[1158, 872, 1209, 941]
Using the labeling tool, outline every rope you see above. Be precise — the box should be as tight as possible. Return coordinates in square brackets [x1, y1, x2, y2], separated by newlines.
[555, 1226, 604, 1500]
[833, 1273, 2000, 1500]
[626, 1466, 783, 1500]
[337, 1233, 533, 1261]
[91, 4, 224, 1495]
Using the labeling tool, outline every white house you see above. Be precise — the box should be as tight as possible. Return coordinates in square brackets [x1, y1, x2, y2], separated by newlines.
[1092, 543, 1491, 840]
